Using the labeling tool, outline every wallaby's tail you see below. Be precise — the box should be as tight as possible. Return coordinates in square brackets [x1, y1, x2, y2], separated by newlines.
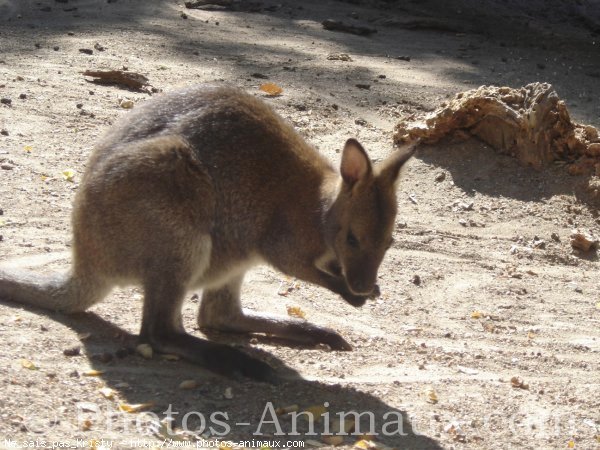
[0, 267, 105, 313]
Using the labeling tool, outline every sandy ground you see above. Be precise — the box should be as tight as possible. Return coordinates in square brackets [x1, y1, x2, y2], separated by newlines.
[0, 1, 599, 449]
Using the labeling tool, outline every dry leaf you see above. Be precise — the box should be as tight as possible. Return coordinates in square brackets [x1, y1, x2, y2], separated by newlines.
[179, 380, 198, 390]
[20, 359, 38, 370]
[24, 145, 33, 153]
[81, 419, 92, 431]
[83, 370, 105, 377]
[424, 387, 438, 404]
[118, 402, 154, 413]
[322, 436, 344, 446]
[99, 387, 115, 399]
[136, 343, 153, 359]
[354, 437, 377, 449]
[567, 440, 575, 448]
[259, 83, 283, 96]
[82, 69, 149, 91]
[354, 440, 371, 449]
[62, 169, 76, 182]
[286, 306, 306, 319]
[471, 311, 483, 319]
[527, 331, 536, 339]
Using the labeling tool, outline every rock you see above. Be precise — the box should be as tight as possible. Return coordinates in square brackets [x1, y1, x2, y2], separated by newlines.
[0, 130, 8, 136]
[570, 230, 599, 252]
[136, 343, 153, 359]
[394, 83, 600, 171]
[1, 98, 12, 106]
[119, 99, 134, 109]
[1, 163, 15, 170]
[411, 274, 421, 286]
[224, 387, 234, 399]
[354, 118, 367, 126]
[19, 93, 26, 99]
[355, 83, 370, 90]
[93, 43, 105, 52]
[76, 103, 83, 109]
[79, 48, 93, 55]
[435, 171, 446, 182]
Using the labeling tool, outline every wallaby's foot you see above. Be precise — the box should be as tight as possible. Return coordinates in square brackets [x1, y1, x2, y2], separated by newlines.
[202, 310, 353, 351]
[199, 278, 353, 350]
[142, 330, 277, 382]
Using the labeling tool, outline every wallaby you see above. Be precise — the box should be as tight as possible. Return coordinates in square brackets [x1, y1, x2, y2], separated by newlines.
[0, 85, 415, 381]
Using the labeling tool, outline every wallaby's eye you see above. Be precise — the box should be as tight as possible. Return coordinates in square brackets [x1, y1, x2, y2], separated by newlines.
[347, 231, 359, 248]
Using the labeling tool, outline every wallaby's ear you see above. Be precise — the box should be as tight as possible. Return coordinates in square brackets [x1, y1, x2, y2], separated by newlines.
[340, 138, 372, 186]
[378, 141, 418, 186]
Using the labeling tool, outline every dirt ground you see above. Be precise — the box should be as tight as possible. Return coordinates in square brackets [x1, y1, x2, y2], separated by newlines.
[1, 0, 599, 449]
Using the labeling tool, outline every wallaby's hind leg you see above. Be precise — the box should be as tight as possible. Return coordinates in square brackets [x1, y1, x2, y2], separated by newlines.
[140, 273, 275, 382]
[199, 275, 352, 351]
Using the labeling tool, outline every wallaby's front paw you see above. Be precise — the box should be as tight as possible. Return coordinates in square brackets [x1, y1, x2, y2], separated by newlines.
[369, 283, 381, 299]
[340, 283, 380, 306]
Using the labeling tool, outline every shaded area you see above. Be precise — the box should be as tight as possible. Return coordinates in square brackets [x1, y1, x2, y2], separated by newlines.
[416, 140, 599, 209]
[0, 298, 444, 449]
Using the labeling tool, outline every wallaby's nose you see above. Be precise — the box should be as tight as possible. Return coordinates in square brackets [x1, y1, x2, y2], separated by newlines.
[347, 275, 376, 296]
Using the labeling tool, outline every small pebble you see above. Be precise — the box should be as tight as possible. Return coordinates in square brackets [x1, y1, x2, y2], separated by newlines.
[19, 93, 27, 99]
[63, 346, 81, 357]
[1, 98, 12, 106]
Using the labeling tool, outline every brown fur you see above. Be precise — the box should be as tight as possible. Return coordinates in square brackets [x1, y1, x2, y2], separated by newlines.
[0, 85, 415, 381]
